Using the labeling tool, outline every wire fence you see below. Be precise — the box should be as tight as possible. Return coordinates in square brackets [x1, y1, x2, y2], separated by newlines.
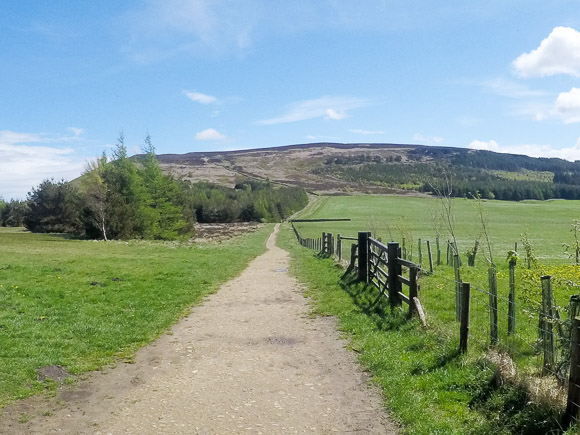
[290, 222, 580, 428]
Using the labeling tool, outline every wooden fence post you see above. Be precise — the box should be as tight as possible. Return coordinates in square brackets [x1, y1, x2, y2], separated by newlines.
[447, 240, 451, 265]
[508, 257, 517, 336]
[563, 313, 580, 428]
[322, 232, 326, 252]
[460, 282, 471, 353]
[337, 234, 342, 261]
[387, 242, 402, 307]
[358, 232, 370, 283]
[408, 265, 419, 317]
[418, 238, 422, 265]
[454, 254, 462, 321]
[329, 233, 334, 255]
[427, 240, 434, 273]
[571, 295, 580, 324]
[349, 243, 357, 270]
[331, 234, 335, 256]
[436, 237, 441, 266]
[488, 266, 498, 345]
[541, 275, 555, 375]
[468, 241, 479, 267]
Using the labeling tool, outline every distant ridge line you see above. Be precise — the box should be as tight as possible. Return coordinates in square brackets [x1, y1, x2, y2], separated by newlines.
[155, 142, 426, 159]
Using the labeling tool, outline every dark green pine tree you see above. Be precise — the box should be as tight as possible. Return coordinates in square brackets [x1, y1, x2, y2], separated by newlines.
[23, 179, 83, 233]
[140, 134, 189, 239]
[102, 132, 154, 239]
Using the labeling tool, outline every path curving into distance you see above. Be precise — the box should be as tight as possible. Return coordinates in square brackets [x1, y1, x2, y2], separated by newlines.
[2, 224, 397, 434]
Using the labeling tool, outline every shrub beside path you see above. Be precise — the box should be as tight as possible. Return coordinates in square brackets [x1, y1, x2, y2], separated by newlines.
[3, 224, 397, 433]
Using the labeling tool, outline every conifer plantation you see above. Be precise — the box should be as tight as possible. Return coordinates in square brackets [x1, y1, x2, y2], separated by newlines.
[13, 134, 308, 240]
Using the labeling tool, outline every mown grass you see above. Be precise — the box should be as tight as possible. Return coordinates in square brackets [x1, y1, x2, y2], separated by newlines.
[279, 223, 569, 434]
[293, 195, 580, 264]
[0, 225, 272, 406]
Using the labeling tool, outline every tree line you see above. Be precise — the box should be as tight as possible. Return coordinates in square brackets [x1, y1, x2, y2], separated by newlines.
[2, 134, 308, 239]
[317, 150, 580, 201]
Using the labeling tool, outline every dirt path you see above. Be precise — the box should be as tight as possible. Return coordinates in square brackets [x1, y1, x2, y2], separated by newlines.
[2, 225, 397, 434]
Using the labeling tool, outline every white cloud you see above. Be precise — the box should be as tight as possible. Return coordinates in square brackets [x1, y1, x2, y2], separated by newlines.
[0, 130, 86, 200]
[468, 139, 500, 151]
[67, 127, 84, 138]
[260, 96, 370, 125]
[183, 90, 218, 104]
[513, 26, 580, 78]
[350, 129, 385, 135]
[554, 87, 580, 123]
[195, 128, 227, 141]
[467, 138, 580, 162]
[325, 109, 347, 120]
[413, 133, 444, 144]
[512, 87, 580, 124]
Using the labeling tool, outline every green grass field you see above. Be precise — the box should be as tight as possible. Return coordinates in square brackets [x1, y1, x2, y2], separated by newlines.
[0, 225, 272, 406]
[294, 195, 580, 263]
[286, 195, 580, 433]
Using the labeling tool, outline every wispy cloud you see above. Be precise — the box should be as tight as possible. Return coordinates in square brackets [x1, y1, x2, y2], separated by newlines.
[122, 0, 261, 61]
[0, 130, 86, 200]
[513, 26, 580, 78]
[482, 77, 551, 99]
[413, 133, 443, 144]
[260, 96, 370, 125]
[306, 135, 340, 141]
[468, 138, 580, 161]
[510, 87, 580, 124]
[350, 129, 385, 135]
[183, 90, 218, 104]
[195, 128, 227, 141]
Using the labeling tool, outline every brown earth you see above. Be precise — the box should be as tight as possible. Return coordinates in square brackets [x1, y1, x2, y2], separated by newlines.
[193, 222, 264, 243]
[157, 142, 428, 196]
[0, 225, 397, 434]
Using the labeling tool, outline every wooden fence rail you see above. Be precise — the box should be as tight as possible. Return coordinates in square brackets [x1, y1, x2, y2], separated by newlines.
[291, 224, 426, 324]
[290, 221, 580, 426]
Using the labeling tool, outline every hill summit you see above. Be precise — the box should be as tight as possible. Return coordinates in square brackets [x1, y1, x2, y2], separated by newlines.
[155, 143, 580, 200]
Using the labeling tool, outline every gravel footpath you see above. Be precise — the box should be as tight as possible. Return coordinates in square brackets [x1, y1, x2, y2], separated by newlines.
[1, 224, 397, 434]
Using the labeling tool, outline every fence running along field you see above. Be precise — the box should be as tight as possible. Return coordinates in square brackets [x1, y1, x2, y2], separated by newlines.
[290, 221, 580, 429]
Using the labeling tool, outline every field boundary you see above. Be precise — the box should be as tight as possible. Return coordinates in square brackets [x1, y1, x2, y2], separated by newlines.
[291, 221, 580, 429]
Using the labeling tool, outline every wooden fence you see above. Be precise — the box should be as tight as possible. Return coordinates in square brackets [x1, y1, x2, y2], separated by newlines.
[291, 222, 580, 427]
[292, 224, 426, 324]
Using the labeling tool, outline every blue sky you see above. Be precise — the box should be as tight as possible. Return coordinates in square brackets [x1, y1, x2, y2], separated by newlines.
[2, 1, 580, 199]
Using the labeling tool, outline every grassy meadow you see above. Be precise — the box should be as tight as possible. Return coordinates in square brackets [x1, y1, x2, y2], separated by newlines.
[294, 195, 580, 263]
[285, 195, 580, 433]
[0, 225, 272, 406]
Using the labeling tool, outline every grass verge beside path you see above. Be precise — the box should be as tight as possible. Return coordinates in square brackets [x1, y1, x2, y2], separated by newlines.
[278, 223, 568, 434]
[0, 225, 273, 407]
